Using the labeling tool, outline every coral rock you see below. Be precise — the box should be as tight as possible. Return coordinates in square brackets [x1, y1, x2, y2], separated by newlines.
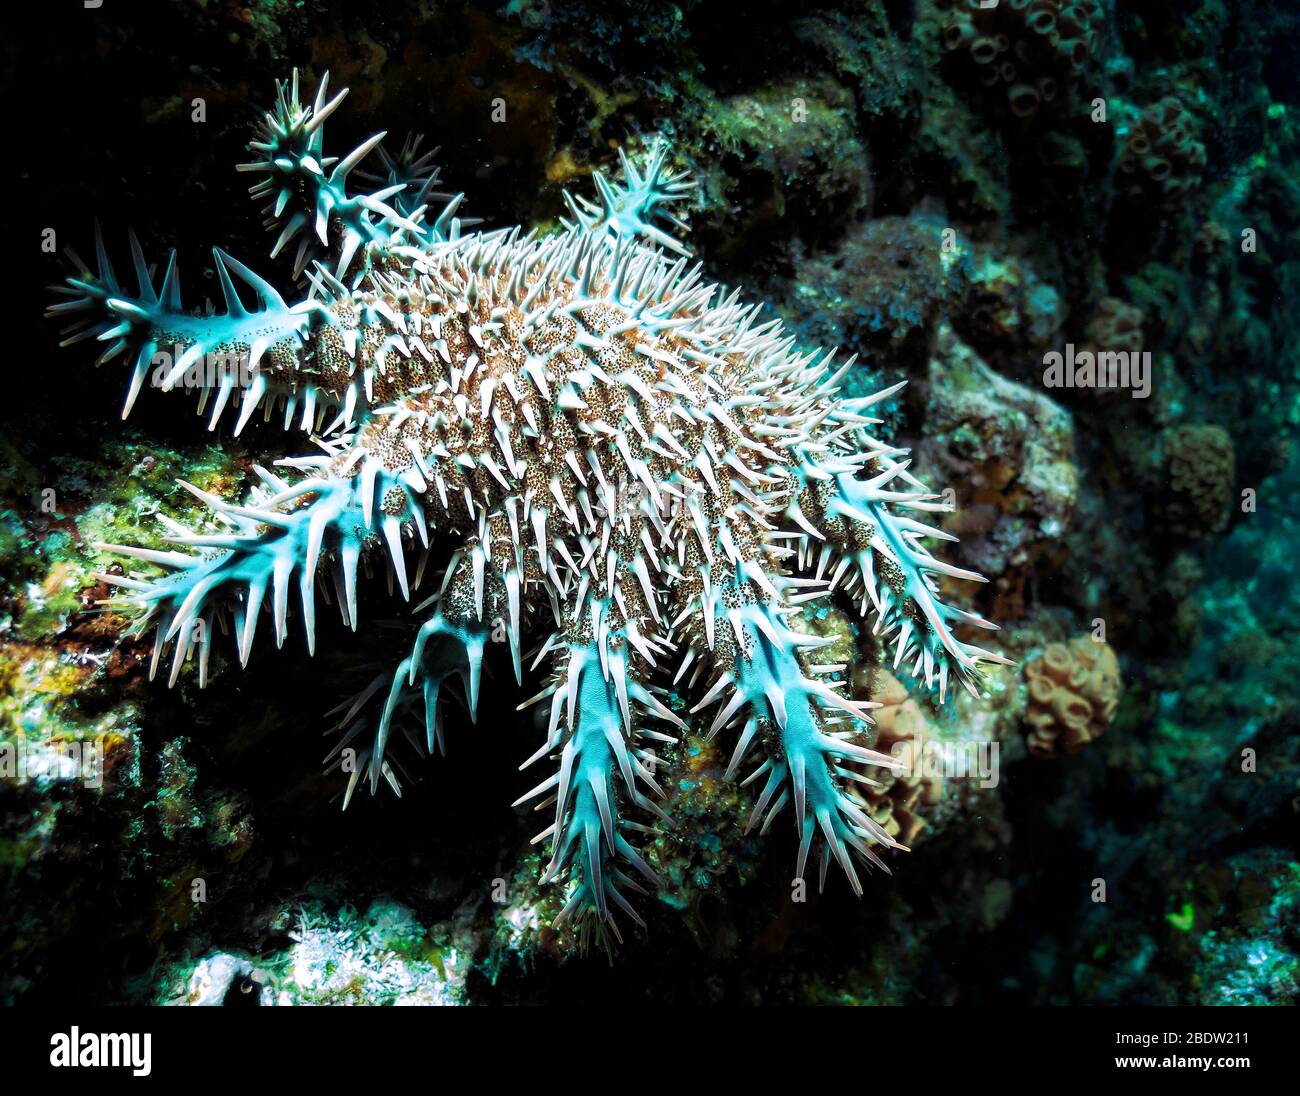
[1084, 296, 1145, 358]
[957, 249, 1065, 362]
[917, 329, 1078, 621]
[784, 213, 957, 369]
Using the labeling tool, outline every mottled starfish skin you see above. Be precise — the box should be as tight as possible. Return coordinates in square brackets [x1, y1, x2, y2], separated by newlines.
[48, 72, 1008, 936]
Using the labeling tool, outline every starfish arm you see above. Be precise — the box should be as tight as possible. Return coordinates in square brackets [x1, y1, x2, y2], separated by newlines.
[787, 450, 1012, 701]
[515, 612, 683, 943]
[324, 568, 491, 803]
[45, 227, 345, 431]
[94, 450, 429, 687]
[237, 69, 462, 280]
[560, 138, 696, 257]
[354, 131, 478, 240]
[685, 573, 905, 896]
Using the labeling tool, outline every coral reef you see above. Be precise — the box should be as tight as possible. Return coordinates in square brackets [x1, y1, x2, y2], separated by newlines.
[1083, 297, 1144, 372]
[914, 328, 1078, 623]
[159, 899, 468, 1006]
[955, 248, 1065, 366]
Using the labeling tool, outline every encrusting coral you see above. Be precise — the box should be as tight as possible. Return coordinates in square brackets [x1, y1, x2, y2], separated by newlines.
[1023, 636, 1120, 759]
[46, 71, 1008, 940]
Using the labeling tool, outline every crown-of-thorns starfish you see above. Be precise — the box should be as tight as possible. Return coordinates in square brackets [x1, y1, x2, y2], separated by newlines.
[47, 70, 1009, 938]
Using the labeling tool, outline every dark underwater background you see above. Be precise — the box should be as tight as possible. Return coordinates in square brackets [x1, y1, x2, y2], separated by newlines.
[1, 0, 1297, 1005]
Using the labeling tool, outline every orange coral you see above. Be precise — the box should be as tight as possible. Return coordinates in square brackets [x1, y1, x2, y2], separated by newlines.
[1023, 636, 1121, 758]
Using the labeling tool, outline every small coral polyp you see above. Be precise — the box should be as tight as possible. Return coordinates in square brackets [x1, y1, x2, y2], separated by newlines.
[47, 71, 1007, 938]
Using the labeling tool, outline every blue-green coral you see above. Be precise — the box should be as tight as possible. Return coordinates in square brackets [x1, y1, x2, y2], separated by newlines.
[47, 71, 1006, 939]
